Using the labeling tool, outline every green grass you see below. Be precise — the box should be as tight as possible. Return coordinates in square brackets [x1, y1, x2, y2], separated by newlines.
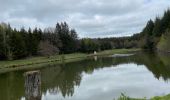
[0, 53, 86, 68]
[116, 93, 170, 100]
[157, 33, 170, 52]
[0, 54, 87, 74]
[99, 49, 140, 55]
[0, 49, 140, 72]
[151, 94, 170, 100]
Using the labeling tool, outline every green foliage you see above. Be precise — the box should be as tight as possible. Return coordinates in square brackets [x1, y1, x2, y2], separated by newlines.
[141, 20, 155, 50]
[160, 9, 170, 33]
[0, 22, 80, 60]
[80, 38, 100, 53]
[151, 94, 170, 100]
[0, 26, 5, 59]
[0, 23, 13, 59]
[157, 29, 170, 52]
[0, 24, 42, 60]
[116, 93, 170, 100]
[140, 9, 170, 51]
[152, 17, 162, 37]
[142, 20, 155, 36]
[56, 22, 78, 54]
[9, 29, 27, 59]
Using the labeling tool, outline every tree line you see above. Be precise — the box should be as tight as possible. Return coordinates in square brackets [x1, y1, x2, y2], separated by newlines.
[0, 22, 80, 60]
[0, 9, 170, 60]
[0, 21, 140, 60]
[139, 9, 170, 51]
[80, 9, 170, 53]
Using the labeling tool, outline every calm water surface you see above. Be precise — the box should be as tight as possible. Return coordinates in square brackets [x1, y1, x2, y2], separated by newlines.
[0, 52, 170, 100]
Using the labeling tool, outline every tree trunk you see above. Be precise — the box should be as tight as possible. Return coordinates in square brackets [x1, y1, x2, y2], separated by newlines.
[24, 71, 41, 100]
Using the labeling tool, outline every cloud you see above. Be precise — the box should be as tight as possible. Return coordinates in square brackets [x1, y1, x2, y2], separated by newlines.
[0, 0, 170, 38]
[5, 17, 46, 29]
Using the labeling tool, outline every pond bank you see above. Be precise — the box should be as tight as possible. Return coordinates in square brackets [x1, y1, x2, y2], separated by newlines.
[0, 49, 140, 73]
[117, 93, 170, 100]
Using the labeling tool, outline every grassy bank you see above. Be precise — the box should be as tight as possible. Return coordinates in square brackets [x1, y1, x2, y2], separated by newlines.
[0, 53, 87, 69]
[151, 94, 170, 100]
[0, 49, 140, 72]
[92, 48, 140, 56]
[117, 93, 170, 100]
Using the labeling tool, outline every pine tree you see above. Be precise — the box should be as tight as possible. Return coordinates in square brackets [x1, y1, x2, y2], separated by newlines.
[27, 28, 33, 56]
[0, 26, 5, 59]
[161, 9, 170, 33]
[9, 29, 26, 59]
[141, 20, 155, 50]
[142, 19, 154, 36]
[32, 27, 40, 55]
[152, 17, 162, 37]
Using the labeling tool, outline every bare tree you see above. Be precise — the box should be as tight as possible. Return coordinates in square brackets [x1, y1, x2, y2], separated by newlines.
[38, 40, 59, 57]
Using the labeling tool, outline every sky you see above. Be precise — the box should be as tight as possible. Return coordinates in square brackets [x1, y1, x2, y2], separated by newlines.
[0, 0, 170, 38]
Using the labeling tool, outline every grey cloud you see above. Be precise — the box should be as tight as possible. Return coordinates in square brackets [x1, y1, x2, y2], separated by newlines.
[0, 0, 170, 38]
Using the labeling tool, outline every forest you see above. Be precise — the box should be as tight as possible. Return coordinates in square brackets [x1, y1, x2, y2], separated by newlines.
[0, 9, 170, 60]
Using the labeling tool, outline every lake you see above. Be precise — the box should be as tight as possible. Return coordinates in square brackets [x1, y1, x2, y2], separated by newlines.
[0, 52, 170, 100]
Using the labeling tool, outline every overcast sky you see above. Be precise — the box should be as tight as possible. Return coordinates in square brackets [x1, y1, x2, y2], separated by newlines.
[0, 0, 170, 38]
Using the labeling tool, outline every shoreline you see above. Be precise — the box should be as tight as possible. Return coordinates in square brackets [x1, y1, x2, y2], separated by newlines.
[117, 93, 170, 100]
[0, 49, 140, 73]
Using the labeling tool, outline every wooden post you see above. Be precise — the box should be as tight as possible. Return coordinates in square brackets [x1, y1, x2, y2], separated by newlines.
[24, 71, 41, 100]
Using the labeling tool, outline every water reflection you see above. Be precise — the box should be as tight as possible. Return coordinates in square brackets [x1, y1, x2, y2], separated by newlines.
[94, 56, 98, 61]
[0, 52, 170, 99]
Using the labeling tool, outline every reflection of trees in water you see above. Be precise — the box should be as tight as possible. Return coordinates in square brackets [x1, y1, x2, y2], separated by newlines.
[0, 52, 170, 99]
[0, 72, 25, 100]
[41, 64, 82, 97]
[40, 57, 121, 97]
[40, 53, 170, 97]
[39, 55, 137, 97]
[131, 52, 170, 81]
